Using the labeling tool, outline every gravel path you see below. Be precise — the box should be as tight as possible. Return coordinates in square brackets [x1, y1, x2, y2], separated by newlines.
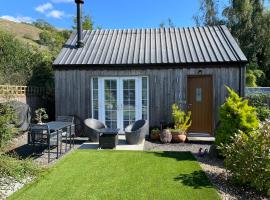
[144, 140, 269, 200]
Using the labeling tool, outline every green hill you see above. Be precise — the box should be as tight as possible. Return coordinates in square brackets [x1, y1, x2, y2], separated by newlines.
[0, 19, 42, 46]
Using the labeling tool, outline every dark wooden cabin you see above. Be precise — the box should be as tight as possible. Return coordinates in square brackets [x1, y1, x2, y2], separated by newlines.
[53, 25, 247, 135]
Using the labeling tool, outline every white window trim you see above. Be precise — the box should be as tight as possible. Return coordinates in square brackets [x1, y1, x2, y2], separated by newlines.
[91, 76, 149, 129]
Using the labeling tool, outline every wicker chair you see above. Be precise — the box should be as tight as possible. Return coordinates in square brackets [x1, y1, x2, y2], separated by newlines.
[125, 120, 148, 145]
[84, 118, 106, 142]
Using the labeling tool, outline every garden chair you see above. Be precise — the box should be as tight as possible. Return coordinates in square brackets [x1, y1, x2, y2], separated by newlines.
[84, 118, 107, 142]
[28, 124, 59, 162]
[125, 120, 149, 144]
[56, 115, 76, 150]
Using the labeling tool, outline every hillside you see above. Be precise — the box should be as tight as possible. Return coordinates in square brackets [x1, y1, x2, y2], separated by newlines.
[0, 19, 42, 46]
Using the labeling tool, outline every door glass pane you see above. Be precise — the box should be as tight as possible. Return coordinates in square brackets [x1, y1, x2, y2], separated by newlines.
[196, 88, 202, 102]
[123, 80, 136, 128]
[104, 80, 117, 128]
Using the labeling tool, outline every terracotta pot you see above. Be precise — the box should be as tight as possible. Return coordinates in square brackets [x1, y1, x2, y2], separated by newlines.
[171, 130, 187, 143]
[160, 129, 172, 143]
[150, 130, 160, 141]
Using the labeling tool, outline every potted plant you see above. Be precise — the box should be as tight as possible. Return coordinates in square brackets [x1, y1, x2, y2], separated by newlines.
[170, 104, 192, 143]
[160, 129, 172, 143]
[150, 128, 160, 141]
[35, 108, 48, 124]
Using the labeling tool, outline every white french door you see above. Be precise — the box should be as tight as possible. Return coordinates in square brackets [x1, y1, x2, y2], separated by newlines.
[92, 77, 148, 130]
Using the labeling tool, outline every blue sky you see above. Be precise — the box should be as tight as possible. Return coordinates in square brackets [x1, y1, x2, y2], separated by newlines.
[0, 0, 250, 30]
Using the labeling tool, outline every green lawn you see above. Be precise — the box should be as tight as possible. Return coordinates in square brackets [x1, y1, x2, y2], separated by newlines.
[9, 150, 220, 200]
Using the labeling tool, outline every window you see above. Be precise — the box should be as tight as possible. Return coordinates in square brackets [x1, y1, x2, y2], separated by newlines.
[92, 78, 99, 119]
[142, 77, 148, 120]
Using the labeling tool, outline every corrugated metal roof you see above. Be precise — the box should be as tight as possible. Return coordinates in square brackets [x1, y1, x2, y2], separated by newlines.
[53, 25, 247, 66]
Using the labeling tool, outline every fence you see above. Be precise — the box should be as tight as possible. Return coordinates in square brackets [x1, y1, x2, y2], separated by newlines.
[0, 85, 46, 116]
[245, 87, 270, 96]
[0, 85, 45, 96]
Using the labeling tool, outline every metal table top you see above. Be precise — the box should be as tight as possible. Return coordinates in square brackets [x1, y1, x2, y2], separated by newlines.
[47, 121, 73, 131]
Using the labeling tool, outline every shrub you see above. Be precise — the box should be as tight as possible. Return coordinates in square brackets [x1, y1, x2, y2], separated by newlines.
[246, 93, 270, 121]
[0, 154, 41, 180]
[0, 103, 16, 148]
[215, 86, 259, 146]
[171, 104, 192, 133]
[218, 121, 270, 197]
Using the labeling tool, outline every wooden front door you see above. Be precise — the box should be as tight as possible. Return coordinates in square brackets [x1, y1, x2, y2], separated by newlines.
[187, 75, 213, 134]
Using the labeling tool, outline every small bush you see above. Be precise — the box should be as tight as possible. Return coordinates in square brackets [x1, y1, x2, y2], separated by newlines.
[215, 86, 259, 146]
[246, 93, 270, 121]
[218, 121, 270, 197]
[0, 103, 17, 148]
[0, 154, 41, 180]
[171, 104, 192, 132]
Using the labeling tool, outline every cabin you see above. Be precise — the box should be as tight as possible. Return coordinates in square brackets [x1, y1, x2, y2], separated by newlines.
[53, 0, 247, 136]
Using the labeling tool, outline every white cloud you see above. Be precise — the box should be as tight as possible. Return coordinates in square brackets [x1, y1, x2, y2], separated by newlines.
[46, 10, 65, 19]
[0, 15, 33, 23]
[35, 3, 53, 14]
[52, 0, 73, 3]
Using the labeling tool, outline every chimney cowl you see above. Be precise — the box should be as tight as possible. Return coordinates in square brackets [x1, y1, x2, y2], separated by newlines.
[75, 0, 84, 4]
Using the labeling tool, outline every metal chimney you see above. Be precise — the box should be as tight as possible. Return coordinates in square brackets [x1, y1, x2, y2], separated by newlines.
[75, 0, 84, 47]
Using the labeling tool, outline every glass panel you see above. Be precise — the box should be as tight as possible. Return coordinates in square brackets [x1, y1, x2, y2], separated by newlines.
[93, 100, 98, 109]
[104, 79, 118, 128]
[93, 90, 98, 100]
[123, 80, 129, 90]
[129, 80, 135, 89]
[142, 77, 148, 120]
[124, 111, 129, 120]
[105, 80, 110, 90]
[196, 88, 202, 102]
[111, 80, 117, 89]
[93, 110, 98, 119]
[130, 111, 135, 120]
[142, 77, 147, 89]
[92, 78, 99, 119]
[142, 90, 147, 99]
[142, 100, 147, 107]
[123, 79, 136, 128]
[93, 78, 98, 90]
[124, 121, 130, 128]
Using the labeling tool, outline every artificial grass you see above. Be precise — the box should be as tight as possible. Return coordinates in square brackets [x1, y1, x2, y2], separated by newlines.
[9, 150, 220, 200]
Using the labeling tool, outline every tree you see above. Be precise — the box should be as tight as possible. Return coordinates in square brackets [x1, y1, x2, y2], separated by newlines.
[193, 0, 222, 26]
[159, 18, 175, 28]
[73, 14, 94, 30]
[195, 0, 270, 86]
[33, 19, 55, 31]
[223, 0, 270, 86]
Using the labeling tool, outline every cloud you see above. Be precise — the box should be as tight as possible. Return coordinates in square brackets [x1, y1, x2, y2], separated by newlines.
[35, 3, 53, 14]
[0, 15, 33, 23]
[52, 0, 73, 3]
[46, 10, 65, 19]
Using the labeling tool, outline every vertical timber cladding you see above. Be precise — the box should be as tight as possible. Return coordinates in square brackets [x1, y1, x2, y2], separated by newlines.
[54, 66, 242, 131]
